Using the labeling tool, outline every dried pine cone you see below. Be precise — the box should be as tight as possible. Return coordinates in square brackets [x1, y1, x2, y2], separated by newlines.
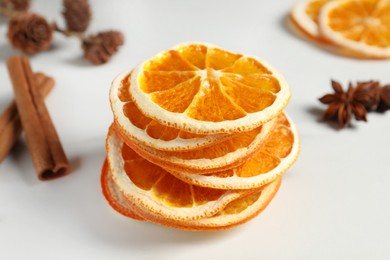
[82, 31, 124, 65]
[62, 0, 91, 33]
[0, 0, 30, 12]
[7, 13, 53, 54]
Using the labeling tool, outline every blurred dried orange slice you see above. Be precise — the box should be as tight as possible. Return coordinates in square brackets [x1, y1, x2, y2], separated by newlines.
[319, 0, 390, 58]
[128, 43, 290, 134]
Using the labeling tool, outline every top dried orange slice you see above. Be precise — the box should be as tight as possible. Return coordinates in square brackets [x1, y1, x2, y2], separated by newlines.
[110, 71, 228, 151]
[290, 0, 332, 42]
[319, 0, 390, 58]
[126, 43, 290, 134]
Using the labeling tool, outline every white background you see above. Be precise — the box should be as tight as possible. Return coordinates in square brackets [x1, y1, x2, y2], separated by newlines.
[1, 0, 390, 259]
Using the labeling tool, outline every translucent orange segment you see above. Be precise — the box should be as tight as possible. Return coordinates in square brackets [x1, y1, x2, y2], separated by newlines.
[263, 124, 294, 159]
[122, 144, 140, 161]
[177, 44, 208, 69]
[223, 74, 281, 93]
[222, 57, 271, 76]
[143, 50, 198, 71]
[377, 4, 390, 25]
[123, 102, 152, 130]
[205, 47, 242, 70]
[305, 0, 330, 24]
[236, 151, 280, 177]
[185, 78, 247, 122]
[124, 160, 165, 191]
[122, 143, 165, 190]
[151, 173, 193, 207]
[121, 140, 227, 208]
[361, 27, 390, 47]
[145, 121, 202, 141]
[145, 121, 180, 141]
[139, 71, 197, 93]
[220, 76, 276, 113]
[150, 76, 201, 113]
[219, 192, 261, 215]
[118, 74, 132, 102]
[192, 185, 226, 205]
[156, 126, 261, 160]
[119, 72, 203, 141]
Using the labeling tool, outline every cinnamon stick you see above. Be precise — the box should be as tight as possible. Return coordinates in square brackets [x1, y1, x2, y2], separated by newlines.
[6, 56, 70, 180]
[0, 73, 54, 163]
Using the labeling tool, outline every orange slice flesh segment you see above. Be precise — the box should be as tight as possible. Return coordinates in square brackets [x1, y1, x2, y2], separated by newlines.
[111, 72, 228, 151]
[101, 159, 144, 221]
[205, 47, 242, 70]
[122, 116, 278, 174]
[106, 126, 247, 221]
[169, 113, 300, 190]
[150, 76, 201, 113]
[177, 44, 208, 69]
[129, 43, 290, 134]
[319, 0, 390, 58]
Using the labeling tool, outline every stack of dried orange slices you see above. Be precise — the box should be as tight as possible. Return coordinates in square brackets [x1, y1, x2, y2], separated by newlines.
[290, 0, 390, 59]
[101, 43, 300, 231]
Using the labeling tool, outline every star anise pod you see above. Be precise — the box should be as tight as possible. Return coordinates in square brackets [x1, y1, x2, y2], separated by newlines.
[354, 81, 381, 111]
[319, 80, 369, 128]
[377, 85, 390, 112]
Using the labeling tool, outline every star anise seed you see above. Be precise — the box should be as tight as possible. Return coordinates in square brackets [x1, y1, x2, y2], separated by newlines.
[319, 80, 369, 128]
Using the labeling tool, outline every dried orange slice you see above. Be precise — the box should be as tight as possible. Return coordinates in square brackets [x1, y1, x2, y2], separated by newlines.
[123, 117, 278, 174]
[110, 72, 229, 151]
[129, 178, 281, 231]
[170, 113, 299, 190]
[319, 0, 390, 58]
[290, 0, 332, 42]
[101, 159, 144, 221]
[126, 43, 290, 134]
[106, 126, 248, 221]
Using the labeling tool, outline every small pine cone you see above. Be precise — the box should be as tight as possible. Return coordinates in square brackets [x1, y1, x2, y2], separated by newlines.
[62, 0, 91, 33]
[1, 0, 30, 12]
[82, 31, 124, 65]
[7, 13, 53, 54]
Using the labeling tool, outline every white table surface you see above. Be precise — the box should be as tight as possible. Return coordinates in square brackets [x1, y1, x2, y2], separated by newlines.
[1, 0, 390, 259]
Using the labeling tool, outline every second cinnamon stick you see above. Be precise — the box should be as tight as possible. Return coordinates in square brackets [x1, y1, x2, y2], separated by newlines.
[0, 73, 54, 163]
[7, 56, 70, 180]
